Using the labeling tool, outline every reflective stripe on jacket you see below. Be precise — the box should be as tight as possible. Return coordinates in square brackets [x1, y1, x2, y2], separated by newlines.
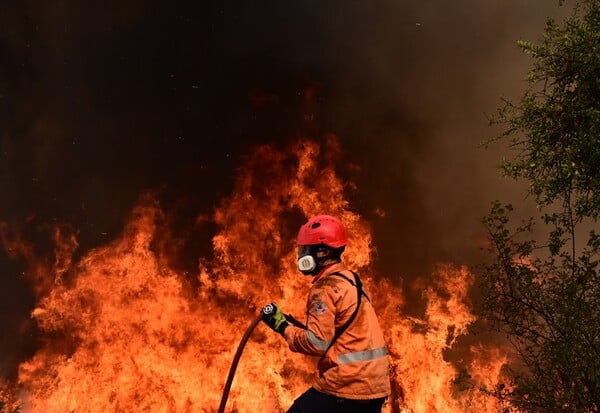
[284, 263, 391, 400]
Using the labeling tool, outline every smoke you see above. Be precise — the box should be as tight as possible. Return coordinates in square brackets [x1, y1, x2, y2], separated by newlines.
[312, 1, 565, 280]
[1, 0, 565, 379]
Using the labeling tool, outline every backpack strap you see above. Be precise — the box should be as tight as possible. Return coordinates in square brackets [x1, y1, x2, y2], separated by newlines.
[319, 271, 369, 361]
[330, 271, 370, 302]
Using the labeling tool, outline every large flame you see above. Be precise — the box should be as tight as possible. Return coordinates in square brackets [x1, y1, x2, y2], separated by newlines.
[1, 138, 511, 412]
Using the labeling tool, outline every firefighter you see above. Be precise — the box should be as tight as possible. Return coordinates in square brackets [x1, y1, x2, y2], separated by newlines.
[262, 214, 391, 413]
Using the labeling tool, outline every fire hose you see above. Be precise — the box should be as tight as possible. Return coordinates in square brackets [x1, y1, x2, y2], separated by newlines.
[218, 304, 307, 412]
[217, 306, 269, 413]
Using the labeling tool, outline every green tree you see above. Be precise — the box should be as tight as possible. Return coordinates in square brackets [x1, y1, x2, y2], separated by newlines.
[481, 0, 600, 411]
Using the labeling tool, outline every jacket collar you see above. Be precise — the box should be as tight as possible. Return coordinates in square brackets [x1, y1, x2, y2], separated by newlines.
[312, 262, 347, 283]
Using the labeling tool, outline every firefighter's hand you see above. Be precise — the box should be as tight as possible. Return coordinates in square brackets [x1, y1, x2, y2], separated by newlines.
[261, 303, 289, 336]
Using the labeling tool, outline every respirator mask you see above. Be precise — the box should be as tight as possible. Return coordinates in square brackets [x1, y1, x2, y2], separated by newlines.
[297, 245, 322, 276]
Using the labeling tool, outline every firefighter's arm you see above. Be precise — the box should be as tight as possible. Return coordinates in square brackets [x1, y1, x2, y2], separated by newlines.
[283, 286, 336, 356]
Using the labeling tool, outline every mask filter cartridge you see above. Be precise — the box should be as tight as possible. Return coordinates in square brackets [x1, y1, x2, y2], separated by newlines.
[297, 255, 317, 273]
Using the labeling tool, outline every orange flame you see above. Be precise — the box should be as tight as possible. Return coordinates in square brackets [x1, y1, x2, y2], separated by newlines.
[2, 138, 512, 412]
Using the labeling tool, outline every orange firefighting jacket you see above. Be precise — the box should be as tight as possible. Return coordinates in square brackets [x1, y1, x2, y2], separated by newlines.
[283, 262, 391, 400]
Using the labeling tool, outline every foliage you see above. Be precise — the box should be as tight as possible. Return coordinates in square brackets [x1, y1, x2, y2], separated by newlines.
[492, 0, 600, 220]
[481, 0, 600, 411]
[482, 202, 600, 411]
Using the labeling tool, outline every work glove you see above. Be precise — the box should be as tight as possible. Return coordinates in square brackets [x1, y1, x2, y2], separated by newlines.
[261, 303, 289, 336]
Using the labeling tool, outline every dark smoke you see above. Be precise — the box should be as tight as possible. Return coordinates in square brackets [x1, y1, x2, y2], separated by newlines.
[0, 1, 565, 379]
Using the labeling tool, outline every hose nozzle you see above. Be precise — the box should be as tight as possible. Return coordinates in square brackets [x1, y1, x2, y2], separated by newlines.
[262, 303, 276, 316]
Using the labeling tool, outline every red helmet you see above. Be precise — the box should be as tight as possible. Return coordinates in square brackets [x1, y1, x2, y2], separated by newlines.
[296, 215, 348, 248]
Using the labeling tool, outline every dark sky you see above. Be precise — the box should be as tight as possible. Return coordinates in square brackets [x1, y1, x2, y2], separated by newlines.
[0, 1, 565, 378]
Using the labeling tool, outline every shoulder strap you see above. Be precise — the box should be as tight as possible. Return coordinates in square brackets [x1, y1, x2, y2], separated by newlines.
[330, 271, 370, 302]
[319, 271, 368, 361]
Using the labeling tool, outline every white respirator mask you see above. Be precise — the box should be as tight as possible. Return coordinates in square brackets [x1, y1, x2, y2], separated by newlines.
[297, 254, 317, 273]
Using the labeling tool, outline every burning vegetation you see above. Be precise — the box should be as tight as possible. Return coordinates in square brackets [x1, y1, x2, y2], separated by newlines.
[1, 138, 512, 412]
